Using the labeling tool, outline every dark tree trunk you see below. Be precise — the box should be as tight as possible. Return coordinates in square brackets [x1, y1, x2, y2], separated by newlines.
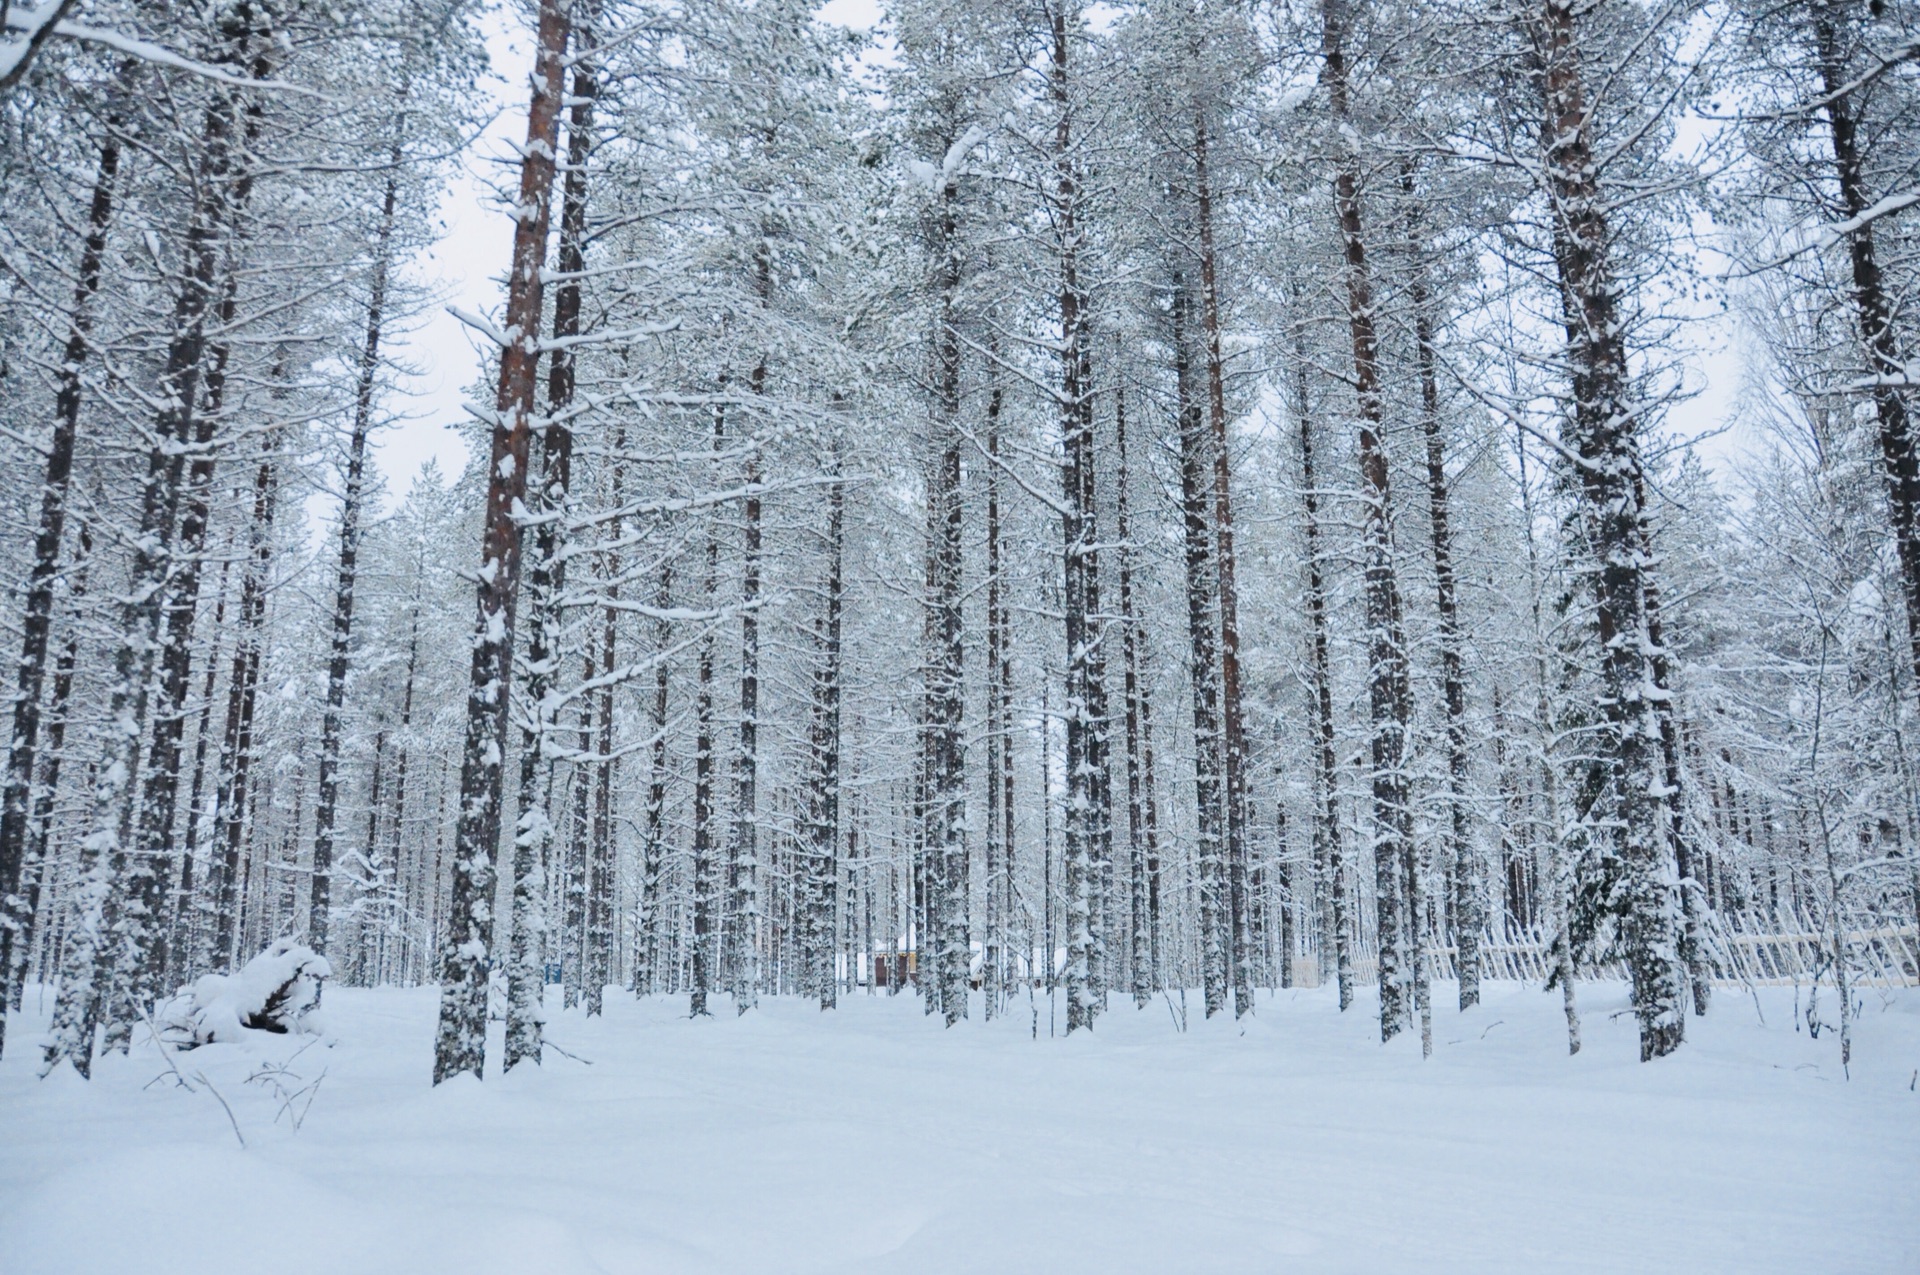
[731, 354, 765, 1014]
[805, 439, 845, 1010]
[169, 560, 229, 987]
[1402, 166, 1481, 1010]
[1534, 0, 1684, 1060]
[210, 450, 278, 974]
[1322, 0, 1425, 1053]
[638, 555, 671, 995]
[0, 118, 118, 1059]
[1054, 7, 1105, 1033]
[46, 21, 266, 1074]
[6, 515, 89, 1017]
[923, 159, 968, 1027]
[1172, 276, 1228, 1017]
[1193, 105, 1252, 1020]
[505, 10, 594, 1062]
[983, 366, 1007, 1019]
[432, 0, 570, 1085]
[312, 143, 405, 968]
[1810, 2, 1920, 690]
[586, 529, 620, 1018]
[1116, 386, 1155, 1008]
[690, 402, 723, 1018]
[1290, 317, 1353, 1009]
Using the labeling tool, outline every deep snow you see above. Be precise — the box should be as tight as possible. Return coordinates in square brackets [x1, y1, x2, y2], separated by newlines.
[1, 978, 1915, 1273]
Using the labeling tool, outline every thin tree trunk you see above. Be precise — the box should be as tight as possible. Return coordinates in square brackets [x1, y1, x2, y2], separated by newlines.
[638, 554, 671, 996]
[690, 401, 723, 1018]
[432, 0, 570, 1084]
[7, 514, 89, 1016]
[1322, 0, 1423, 1053]
[0, 117, 118, 1059]
[984, 366, 1006, 1020]
[731, 355, 764, 1015]
[209, 449, 277, 974]
[586, 458, 621, 1017]
[1402, 165, 1481, 1011]
[169, 559, 228, 987]
[1291, 318, 1353, 1010]
[1116, 385, 1155, 1008]
[1193, 101, 1252, 1020]
[44, 28, 263, 1074]
[806, 438, 845, 1010]
[923, 157, 969, 1027]
[1054, 5, 1104, 1033]
[1172, 274, 1228, 1017]
[312, 139, 405, 968]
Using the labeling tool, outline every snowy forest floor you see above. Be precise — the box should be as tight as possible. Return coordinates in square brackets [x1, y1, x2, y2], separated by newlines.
[1, 979, 1916, 1274]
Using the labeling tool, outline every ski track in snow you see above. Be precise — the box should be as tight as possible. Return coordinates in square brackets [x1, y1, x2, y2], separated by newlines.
[1, 981, 1915, 1273]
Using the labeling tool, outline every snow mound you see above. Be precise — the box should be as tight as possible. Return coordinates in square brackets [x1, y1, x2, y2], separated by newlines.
[161, 938, 332, 1046]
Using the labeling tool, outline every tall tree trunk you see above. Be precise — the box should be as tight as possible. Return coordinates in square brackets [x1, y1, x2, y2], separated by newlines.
[1810, 1, 1920, 690]
[1518, 427, 1581, 1054]
[209, 449, 277, 974]
[1116, 385, 1155, 1008]
[432, 0, 570, 1084]
[1402, 166, 1481, 1010]
[690, 402, 723, 1018]
[0, 117, 118, 1059]
[1193, 101, 1252, 1020]
[169, 560, 228, 987]
[44, 22, 263, 1075]
[1535, 0, 1684, 1061]
[1172, 275, 1228, 1017]
[384, 611, 419, 985]
[638, 556, 671, 995]
[1322, 0, 1425, 1053]
[586, 461, 621, 1017]
[312, 140, 405, 968]
[504, 7, 594, 1062]
[731, 366, 764, 1014]
[806, 438, 845, 1010]
[984, 366, 1006, 1019]
[1054, 5, 1105, 1033]
[1291, 317, 1353, 1009]
[6, 514, 89, 1016]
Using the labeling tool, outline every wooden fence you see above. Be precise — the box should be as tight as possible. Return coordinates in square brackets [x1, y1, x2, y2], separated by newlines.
[1286, 908, 1920, 990]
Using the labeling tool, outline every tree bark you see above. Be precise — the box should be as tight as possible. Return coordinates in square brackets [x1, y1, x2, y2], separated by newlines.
[1290, 317, 1353, 1010]
[1322, 0, 1425, 1053]
[0, 116, 118, 1059]
[1054, 5, 1105, 1033]
[432, 0, 570, 1084]
[805, 436, 845, 1010]
[45, 19, 264, 1074]
[638, 554, 671, 995]
[1534, 0, 1684, 1060]
[1402, 165, 1481, 1010]
[1193, 101, 1252, 1020]
[209, 449, 277, 974]
[690, 400, 723, 1018]
[1172, 274, 1228, 1017]
[311, 138, 405, 969]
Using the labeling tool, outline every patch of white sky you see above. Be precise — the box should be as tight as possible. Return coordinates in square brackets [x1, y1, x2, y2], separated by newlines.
[372, 0, 1756, 514]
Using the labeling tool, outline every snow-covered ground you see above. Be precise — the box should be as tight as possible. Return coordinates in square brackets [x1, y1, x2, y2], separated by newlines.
[1, 979, 1914, 1273]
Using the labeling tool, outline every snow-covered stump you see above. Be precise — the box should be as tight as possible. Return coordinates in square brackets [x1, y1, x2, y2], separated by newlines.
[160, 938, 331, 1047]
